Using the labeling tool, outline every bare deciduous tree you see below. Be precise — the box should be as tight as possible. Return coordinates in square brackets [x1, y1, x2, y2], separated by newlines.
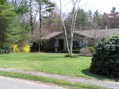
[60, 0, 70, 53]
[60, 0, 81, 56]
[69, 0, 81, 56]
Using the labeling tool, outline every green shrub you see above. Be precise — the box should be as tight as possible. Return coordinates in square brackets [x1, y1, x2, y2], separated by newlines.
[11, 44, 30, 53]
[90, 35, 119, 78]
[0, 44, 10, 54]
[88, 46, 96, 54]
[80, 48, 92, 56]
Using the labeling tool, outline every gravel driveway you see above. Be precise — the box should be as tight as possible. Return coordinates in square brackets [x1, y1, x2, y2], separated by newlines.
[0, 76, 66, 89]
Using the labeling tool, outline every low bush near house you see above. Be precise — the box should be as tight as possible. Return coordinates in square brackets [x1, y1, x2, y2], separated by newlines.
[88, 46, 96, 54]
[22, 44, 30, 52]
[0, 45, 10, 54]
[90, 35, 119, 78]
[80, 47, 93, 56]
[11, 44, 30, 53]
[11, 44, 20, 52]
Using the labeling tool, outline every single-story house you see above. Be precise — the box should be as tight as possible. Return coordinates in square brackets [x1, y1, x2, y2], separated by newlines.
[31, 28, 119, 52]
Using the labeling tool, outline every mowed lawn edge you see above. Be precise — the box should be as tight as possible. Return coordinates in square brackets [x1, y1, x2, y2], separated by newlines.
[0, 71, 107, 89]
[0, 53, 108, 79]
[0, 53, 92, 78]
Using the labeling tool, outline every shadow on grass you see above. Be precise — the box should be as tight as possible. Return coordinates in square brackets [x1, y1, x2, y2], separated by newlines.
[82, 69, 119, 81]
[46, 54, 80, 59]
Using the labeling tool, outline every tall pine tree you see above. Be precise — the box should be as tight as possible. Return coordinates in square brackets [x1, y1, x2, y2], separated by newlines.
[0, 0, 16, 47]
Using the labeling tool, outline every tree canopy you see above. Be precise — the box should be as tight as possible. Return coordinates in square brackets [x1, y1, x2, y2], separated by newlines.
[0, 0, 16, 47]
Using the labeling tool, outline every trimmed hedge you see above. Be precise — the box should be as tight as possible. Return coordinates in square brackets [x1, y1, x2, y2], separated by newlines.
[90, 35, 119, 78]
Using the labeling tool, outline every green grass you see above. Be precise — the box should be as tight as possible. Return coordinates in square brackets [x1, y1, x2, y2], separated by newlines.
[0, 53, 93, 78]
[0, 53, 109, 80]
[0, 71, 107, 89]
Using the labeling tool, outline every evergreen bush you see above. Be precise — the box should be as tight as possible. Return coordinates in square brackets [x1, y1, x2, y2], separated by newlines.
[90, 35, 119, 78]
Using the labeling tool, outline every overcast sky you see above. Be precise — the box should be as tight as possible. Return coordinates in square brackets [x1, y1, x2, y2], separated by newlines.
[51, 0, 119, 14]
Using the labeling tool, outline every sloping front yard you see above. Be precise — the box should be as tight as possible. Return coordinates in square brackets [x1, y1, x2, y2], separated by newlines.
[0, 53, 114, 89]
[0, 53, 92, 78]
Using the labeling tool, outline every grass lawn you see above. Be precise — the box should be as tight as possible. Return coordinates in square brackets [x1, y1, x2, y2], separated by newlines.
[0, 53, 104, 79]
[0, 53, 109, 89]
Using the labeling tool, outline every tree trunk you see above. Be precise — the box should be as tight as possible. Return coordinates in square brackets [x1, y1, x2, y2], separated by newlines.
[29, 0, 34, 34]
[69, 0, 80, 56]
[60, 0, 70, 54]
[38, 1, 42, 52]
[60, 0, 81, 57]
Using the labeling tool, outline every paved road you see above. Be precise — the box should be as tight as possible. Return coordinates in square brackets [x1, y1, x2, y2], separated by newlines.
[0, 68, 119, 89]
[0, 76, 66, 89]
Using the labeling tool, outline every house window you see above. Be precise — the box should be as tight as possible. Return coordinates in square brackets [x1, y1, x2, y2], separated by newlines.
[80, 40, 88, 48]
[79, 40, 88, 48]
[73, 40, 88, 49]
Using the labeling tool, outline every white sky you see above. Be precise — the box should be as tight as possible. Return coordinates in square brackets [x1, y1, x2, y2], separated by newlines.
[51, 0, 119, 14]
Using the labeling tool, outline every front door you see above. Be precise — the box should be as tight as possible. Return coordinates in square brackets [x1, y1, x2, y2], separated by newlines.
[58, 39, 64, 52]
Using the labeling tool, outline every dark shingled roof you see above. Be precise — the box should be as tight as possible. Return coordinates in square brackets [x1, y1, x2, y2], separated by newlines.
[76, 29, 119, 39]
[33, 28, 119, 40]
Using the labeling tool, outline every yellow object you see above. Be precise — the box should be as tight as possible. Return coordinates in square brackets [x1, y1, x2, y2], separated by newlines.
[11, 44, 30, 53]
[11, 44, 20, 52]
[22, 44, 30, 52]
